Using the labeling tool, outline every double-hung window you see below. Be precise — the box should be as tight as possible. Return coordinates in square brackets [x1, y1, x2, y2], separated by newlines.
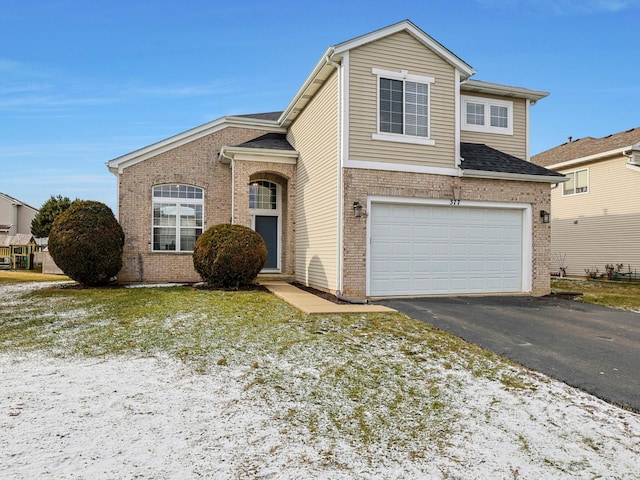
[152, 184, 203, 252]
[372, 68, 435, 146]
[461, 95, 513, 135]
[563, 169, 589, 196]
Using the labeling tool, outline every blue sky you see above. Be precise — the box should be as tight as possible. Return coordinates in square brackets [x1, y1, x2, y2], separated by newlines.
[1, 0, 639, 211]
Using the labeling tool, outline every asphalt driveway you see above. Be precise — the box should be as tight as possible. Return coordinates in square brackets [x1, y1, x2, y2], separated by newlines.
[376, 295, 640, 412]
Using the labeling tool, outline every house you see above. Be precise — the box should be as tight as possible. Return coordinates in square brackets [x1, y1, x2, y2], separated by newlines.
[532, 127, 640, 277]
[0, 192, 38, 239]
[107, 20, 563, 298]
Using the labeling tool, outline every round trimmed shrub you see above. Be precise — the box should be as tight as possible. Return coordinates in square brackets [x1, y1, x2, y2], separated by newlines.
[193, 224, 267, 288]
[48, 200, 125, 286]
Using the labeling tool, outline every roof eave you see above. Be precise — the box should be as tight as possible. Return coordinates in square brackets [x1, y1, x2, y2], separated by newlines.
[333, 20, 475, 78]
[219, 146, 299, 164]
[462, 169, 567, 183]
[546, 145, 637, 170]
[279, 47, 337, 128]
[106, 116, 284, 174]
[461, 79, 549, 102]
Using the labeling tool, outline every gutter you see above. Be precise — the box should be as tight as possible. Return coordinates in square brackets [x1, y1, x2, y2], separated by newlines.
[546, 146, 634, 170]
[278, 47, 336, 125]
[462, 169, 568, 183]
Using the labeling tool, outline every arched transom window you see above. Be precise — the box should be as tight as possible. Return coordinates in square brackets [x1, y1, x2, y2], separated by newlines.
[249, 180, 277, 210]
[152, 185, 203, 252]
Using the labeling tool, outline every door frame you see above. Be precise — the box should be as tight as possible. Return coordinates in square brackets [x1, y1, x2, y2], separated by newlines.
[249, 180, 282, 273]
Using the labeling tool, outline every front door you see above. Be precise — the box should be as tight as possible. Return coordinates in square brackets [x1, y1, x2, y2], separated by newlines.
[249, 180, 281, 272]
[255, 215, 278, 269]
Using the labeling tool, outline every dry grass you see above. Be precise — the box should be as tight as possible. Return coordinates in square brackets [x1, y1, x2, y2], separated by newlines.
[0, 270, 70, 284]
[551, 278, 640, 311]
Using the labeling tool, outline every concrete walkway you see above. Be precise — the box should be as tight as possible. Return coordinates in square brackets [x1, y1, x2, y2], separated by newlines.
[260, 281, 394, 314]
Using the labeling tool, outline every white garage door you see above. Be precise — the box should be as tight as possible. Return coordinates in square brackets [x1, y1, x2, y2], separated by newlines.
[369, 202, 524, 296]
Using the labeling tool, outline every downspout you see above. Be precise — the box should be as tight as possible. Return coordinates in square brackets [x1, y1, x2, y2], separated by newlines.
[219, 148, 235, 223]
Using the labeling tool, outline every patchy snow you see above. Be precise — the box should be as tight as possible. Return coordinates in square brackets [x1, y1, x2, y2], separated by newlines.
[1, 281, 640, 479]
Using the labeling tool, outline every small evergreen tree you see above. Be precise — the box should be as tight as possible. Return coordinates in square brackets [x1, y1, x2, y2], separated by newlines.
[48, 200, 124, 286]
[31, 195, 75, 238]
[193, 224, 267, 288]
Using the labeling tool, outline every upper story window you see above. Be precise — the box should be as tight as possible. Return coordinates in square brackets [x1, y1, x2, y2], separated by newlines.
[152, 184, 203, 252]
[372, 68, 435, 146]
[461, 95, 513, 135]
[563, 169, 589, 196]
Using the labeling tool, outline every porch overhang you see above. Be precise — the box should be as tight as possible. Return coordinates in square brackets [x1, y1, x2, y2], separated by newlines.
[219, 146, 299, 165]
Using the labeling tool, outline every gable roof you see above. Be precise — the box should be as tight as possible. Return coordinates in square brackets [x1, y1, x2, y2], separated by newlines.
[532, 126, 640, 168]
[107, 114, 285, 173]
[0, 233, 35, 247]
[461, 143, 565, 183]
[280, 20, 476, 128]
[0, 192, 38, 212]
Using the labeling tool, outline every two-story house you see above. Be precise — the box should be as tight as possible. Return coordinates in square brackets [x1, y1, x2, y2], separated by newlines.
[107, 20, 563, 298]
[532, 127, 640, 277]
[0, 192, 38, 238]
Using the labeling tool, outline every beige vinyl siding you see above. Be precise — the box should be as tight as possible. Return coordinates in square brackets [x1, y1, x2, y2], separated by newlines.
[349, 31, 456, 168]
[287, 70, 340, 292]
[460, 95, 527, 159]
[550, 156, 640, 276]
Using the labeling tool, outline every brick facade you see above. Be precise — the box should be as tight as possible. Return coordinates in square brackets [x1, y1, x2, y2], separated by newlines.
[117, 127, 283, 283]
[341, 168, 551, 297]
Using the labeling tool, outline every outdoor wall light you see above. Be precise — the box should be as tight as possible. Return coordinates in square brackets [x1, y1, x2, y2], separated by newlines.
[540, 210, 550, 224]
[353, 201, 364, 218]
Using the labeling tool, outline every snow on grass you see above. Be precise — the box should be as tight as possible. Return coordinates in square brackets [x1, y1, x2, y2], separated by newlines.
[1, 281, 639, 479]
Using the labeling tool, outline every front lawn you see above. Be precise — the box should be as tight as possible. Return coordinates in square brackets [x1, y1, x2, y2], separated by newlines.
[0, 270, 69, 284]
[552, 278, 640, 311]
[1, 279, 639, 478]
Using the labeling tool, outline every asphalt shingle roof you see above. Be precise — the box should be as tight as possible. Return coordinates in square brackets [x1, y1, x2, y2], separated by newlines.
[234, 133, 295, 151]
[532, 126, 640, 167]
[461, 143, 564, 178]
[234, 112, 283, 122]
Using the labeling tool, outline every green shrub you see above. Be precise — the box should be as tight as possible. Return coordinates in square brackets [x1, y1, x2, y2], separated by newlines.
[48, 201, 125, 286]
[193, 224, 267, 288]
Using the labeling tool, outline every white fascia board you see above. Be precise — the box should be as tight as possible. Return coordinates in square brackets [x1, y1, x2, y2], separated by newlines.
[106, 116, 284, 174]
[333, 20, 475, 78]
[546, 146, 634, 170]
[462, 169, 567, 183]
[219, 146, 298, 164]
[278, 47, 336, 126]
[461, 79, 549, 102]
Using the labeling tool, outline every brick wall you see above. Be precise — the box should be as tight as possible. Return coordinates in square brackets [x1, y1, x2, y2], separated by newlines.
[117, 127, 276, 283]
[341, 168, 551, 297]
[231, 160, 296, 275]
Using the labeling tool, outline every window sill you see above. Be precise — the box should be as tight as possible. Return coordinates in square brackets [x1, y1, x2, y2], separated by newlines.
[151, 250, 194, 254]
[372, 132, 435, 146]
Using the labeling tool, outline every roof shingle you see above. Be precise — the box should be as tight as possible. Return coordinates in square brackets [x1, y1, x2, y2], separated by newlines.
[532, 127, 640, 167]
[461, 143, 564, 178]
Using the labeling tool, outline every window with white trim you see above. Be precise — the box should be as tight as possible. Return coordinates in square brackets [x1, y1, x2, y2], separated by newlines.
[563, 169, 588, 196]
[461, 95, 513, 135]
[152, 185, 203, 252]
[372, 68, 435, 146]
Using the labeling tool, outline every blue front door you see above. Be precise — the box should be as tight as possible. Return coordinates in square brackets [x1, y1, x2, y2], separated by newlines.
[255, 215, 278, 270]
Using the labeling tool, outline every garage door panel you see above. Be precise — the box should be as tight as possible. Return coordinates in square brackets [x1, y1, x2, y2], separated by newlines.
[370, 203, 524, 296]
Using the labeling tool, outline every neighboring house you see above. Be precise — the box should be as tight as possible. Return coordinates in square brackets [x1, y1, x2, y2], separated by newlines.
[107, 20, 563, 298]
[532, 127, 640, 277]
[0, 192, 38, 239]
